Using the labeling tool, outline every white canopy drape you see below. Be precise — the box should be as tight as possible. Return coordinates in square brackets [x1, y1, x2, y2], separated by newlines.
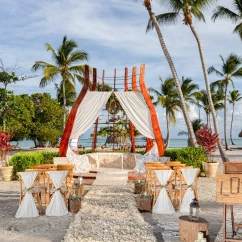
[152, 170, 175, 214]
[70, 91, 111, 139]
[115, 92, 155, 139]
[46, 171, 69, 217]
[15, 172, 39, 218]
[67, 147, 90, 173]
[179, 168, 198, 213]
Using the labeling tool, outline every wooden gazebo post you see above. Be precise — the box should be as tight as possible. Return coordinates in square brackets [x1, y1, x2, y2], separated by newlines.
[59, 65, 90, 157]
[125, 67, 136, 153]
[139, 64, 164, 156]
[91, 68, 98, 152]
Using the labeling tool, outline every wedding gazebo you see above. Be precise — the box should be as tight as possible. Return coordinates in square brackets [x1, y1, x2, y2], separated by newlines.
[59, 64, 164, 163]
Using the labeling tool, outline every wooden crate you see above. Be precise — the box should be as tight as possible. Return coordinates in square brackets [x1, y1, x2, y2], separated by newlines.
[216, 174, 242, 204]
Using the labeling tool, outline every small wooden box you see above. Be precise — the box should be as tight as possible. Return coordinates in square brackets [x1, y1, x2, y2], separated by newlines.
[216, 174, 242, 204]
[68, 199, 81, 213]
[136, 197, 152, 212]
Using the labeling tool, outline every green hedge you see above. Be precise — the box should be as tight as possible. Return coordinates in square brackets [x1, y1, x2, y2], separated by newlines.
[164, 147, 206, 169]
[9, 151, 60, 180]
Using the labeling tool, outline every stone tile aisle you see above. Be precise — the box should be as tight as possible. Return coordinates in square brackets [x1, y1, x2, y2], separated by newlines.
[64, 186, 156, 242]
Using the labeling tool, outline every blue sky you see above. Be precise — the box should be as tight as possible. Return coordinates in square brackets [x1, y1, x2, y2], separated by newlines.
[1, 0, 242, 140]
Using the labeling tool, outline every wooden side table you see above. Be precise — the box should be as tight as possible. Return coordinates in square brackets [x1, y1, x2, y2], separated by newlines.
[179, 216, 209, 242]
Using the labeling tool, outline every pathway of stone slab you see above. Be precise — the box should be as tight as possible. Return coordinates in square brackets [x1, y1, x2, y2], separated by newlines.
[64, 186, 156, 242]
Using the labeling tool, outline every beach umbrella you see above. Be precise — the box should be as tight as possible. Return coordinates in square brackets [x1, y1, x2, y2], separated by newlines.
[238, 130, 242, 138]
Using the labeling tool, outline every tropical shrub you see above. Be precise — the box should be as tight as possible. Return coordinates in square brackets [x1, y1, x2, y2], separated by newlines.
[9, 151, 60, 179]
[164, 147, 206, 169]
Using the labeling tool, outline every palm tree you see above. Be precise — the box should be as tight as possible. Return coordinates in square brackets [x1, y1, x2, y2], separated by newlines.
[146, 0, 229, 161]
[178, 118, 204, 145]
[199, 89, 224, 127]
[32, 35, 88, 130]
[181, 76, 201, 105]
[55, 81, 76, 107]
[227, 90, 242, 145]
[212, 0, 242, 40]
[208, 53, 242, 150]
[140, 0, 197, 147]
[148, 77, 180, 148]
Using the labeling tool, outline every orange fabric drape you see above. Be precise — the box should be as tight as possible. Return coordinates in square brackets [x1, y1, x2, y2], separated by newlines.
[139, 64, 164, 156]
[59, 65, 90, 157]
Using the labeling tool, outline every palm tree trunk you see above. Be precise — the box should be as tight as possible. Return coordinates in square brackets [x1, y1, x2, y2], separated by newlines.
[165, 110, 170, 148]
[62, 79, 66, 131]
[189, 23, 229, 162]
[230, 103, 235, 145]
[224, 84, 229, 150]
[144, 2, 197, 147]
[206, 113, 209, 127]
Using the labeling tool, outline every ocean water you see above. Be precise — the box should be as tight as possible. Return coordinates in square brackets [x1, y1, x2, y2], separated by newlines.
[11, 138, 242, 149]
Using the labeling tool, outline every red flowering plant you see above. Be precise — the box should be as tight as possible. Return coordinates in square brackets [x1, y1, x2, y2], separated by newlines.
[196, 125, 219, 163]
[0, 131, 13, 167]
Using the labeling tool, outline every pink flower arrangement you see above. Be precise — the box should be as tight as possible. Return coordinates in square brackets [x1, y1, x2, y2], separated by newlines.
[196, 125, 219, 163]
[0, 131, 13, 166]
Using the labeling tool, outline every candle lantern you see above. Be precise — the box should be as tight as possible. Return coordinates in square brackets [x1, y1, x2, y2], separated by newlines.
[78, 177, 83, 185]
[188, 198, 200, 221]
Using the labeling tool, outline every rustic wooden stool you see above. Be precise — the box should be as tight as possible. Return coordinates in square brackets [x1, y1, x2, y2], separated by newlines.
[179, 216, 209, 242]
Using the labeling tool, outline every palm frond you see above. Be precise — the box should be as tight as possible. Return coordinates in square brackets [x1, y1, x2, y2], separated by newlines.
[159, 0, 183, 12]
[191, 7, 205, 22]
[207, 66, 224, 76]
[67, 51, 88, 64]
[32, 61, 56, 72]
[234, 0, 242, 14]
[232, 67, 242, 77]
[146, 12, 180, 32]
[212, 6, 240, 23]
[233, 22, 242, 40]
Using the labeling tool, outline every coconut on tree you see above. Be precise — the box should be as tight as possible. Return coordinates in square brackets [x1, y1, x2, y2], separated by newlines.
[145, 0, 228, 161]
[208, 53, 242, 150]
[227, 90, 242, 145]
[149, 77, 180, 148]
[32, 35, 88, 130]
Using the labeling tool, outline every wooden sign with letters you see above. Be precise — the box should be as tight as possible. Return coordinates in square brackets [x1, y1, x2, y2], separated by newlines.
[216, 174, 242, 204]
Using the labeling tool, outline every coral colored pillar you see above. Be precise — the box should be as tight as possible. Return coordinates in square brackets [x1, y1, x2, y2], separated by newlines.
[133, 66, 153, 153]
[139, 64, 164, 156]
[59, 65, 90, 157]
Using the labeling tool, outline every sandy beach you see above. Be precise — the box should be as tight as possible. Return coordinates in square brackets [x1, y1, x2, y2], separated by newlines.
[0, 148, 242, 241]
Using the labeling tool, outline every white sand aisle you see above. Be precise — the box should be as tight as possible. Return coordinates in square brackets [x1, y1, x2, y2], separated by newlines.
[92, 168, 131, 186]
[64, 186, 156, 242]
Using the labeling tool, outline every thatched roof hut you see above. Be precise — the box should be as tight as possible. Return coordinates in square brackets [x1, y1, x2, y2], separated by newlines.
[239, 130, 242, 138]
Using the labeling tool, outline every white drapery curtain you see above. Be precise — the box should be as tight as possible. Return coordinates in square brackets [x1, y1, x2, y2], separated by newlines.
[15, 172, 39, 218]
[115, 92, 155, 139]
[179, 168, 198, 213]
[66, 147, 90, 173]
[46, 171, 69, 216]
[70, 91, 111, 139]
[152, 170, 175, 214]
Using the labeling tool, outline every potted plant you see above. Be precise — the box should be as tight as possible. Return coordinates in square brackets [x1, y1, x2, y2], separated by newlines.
[136, 194, 153, 212]
[197, 125, 219, 178]
[0, 131, 13, 181]
[68, 195, 82, 213]
[134, 177, 145, 194]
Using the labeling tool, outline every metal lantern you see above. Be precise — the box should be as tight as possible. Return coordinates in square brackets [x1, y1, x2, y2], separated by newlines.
[188, 198, 200, 221]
